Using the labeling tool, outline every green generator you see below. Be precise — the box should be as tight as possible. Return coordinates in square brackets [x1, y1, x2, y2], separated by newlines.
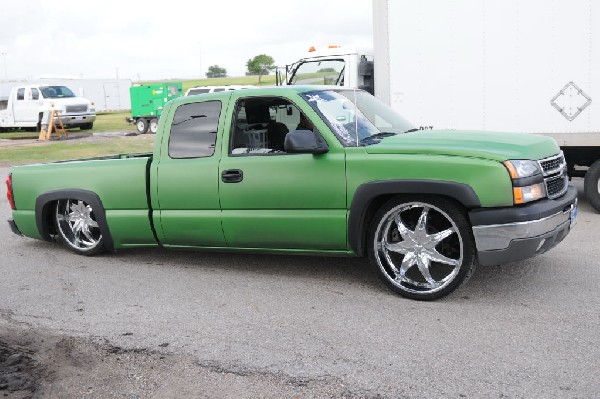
[130, 82, 182, 134]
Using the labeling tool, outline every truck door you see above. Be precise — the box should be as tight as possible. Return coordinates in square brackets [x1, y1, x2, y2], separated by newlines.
[218, 95, 347, 251]
[153, 99, 227, 247]
[12, 87, 31, 123]
[22, 88, 41, 124]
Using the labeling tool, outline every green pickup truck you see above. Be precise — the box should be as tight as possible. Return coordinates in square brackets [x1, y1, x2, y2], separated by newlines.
[5, 86, 578, 300]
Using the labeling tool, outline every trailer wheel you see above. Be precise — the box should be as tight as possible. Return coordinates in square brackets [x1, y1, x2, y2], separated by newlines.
[584, 159, 600, 212]
[136, 118, 149, 134]
[149, 118, 158, 134]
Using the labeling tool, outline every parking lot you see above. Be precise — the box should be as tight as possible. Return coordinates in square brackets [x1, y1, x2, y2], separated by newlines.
[1, 168, 598, 398]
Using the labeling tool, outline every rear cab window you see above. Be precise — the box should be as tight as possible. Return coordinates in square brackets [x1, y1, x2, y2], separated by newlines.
[168, 101, 222, 159]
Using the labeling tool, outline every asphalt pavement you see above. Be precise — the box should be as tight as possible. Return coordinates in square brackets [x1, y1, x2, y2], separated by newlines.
[0, 166, 598, 398]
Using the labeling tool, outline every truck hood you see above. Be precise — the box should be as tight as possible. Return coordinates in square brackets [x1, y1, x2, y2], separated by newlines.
[366, 130, 559, 161]
[44, 97, 91, 105]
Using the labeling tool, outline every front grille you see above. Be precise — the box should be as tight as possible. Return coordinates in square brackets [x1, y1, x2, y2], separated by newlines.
[538, 152, 566, 176]
[545, 174, 568, 198]
[65, 104, 88, 113]
[538, 152, 568, 199]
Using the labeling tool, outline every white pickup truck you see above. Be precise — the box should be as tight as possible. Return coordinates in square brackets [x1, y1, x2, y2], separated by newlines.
[0, 84, 96, 132]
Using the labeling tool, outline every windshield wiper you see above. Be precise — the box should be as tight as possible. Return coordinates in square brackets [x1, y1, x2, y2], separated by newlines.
[359, 132, 397, 145]
[403, 128, 420, 133]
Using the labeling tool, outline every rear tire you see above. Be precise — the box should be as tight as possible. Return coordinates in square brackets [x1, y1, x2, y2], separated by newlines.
[55, 199, 105, 256]
[584, 159, 600, 212]
[367, 196, 476, 300]
[136, 118, 149, 134]
[149, 118, 158, 134]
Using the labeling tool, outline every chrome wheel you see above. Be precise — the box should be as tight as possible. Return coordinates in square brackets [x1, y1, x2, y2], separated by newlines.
[370, 198, 474, 299]
[55, 199, 103, 253]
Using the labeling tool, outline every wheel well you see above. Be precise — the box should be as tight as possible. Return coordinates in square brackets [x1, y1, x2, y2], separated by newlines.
[41, 200, 58, 239]
[356, 193, 471, 257]
[35, 190, 114, 251]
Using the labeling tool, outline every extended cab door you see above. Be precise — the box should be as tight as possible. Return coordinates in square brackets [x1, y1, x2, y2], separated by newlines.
[12, 87, 41, 124]
[152, 97, 228, 247]
[218, 93, 347, 251]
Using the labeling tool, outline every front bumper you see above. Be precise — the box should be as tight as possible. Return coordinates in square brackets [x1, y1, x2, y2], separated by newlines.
[470, 185, 577, 266]
[7, 219, 22, 236]
[58, 113, 96, 127]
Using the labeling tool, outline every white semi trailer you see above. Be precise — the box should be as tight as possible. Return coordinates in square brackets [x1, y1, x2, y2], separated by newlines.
[282, 0, 600, 211]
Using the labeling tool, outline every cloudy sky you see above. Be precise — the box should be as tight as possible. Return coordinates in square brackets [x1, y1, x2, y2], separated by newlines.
[0, 0, 373, 81]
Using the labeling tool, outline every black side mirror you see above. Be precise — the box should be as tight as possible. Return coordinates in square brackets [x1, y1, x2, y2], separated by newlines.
[284, 130, 329, 154]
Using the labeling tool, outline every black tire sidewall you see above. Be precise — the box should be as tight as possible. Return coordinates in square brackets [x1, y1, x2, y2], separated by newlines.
[584, 160, 600, 212]
[367, 195, 477, 300]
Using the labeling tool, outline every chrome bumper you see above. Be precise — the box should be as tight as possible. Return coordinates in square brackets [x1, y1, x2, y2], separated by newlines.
[473, 202, 575, 251]
[470, 186, 577, 266]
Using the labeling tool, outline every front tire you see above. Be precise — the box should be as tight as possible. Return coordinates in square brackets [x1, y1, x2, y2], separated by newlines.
[80, 123, 94, 130]
[55, 199, 105, 255]
[368, 196, 476, 300]
[584, 159, 600, 212]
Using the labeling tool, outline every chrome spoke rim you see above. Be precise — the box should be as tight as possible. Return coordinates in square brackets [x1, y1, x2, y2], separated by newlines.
[374, 202, 463, 294]
[56, 199, 102, 251]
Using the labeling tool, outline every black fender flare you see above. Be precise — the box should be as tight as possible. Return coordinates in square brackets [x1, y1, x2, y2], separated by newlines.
[348, 180, 481, 256]
[35, 189, 114, 251]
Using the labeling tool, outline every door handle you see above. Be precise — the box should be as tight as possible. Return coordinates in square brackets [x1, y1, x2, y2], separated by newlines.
[221, 169, 243, 183]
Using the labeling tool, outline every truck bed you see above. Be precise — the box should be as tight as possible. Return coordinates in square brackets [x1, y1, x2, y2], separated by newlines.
[10, 154, 156, 247]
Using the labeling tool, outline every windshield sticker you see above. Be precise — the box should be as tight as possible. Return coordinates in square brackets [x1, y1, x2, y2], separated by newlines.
[332, 122, 354, 144]
[306, 94, 325, 103]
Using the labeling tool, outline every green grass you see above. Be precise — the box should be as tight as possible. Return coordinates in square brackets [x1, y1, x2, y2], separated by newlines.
[94, 111, 134, 132]
[0, 135, 155, 166]
[142, 75, 279, 92]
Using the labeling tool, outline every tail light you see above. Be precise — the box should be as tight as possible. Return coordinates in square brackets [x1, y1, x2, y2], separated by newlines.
[6, 174, 16, 210]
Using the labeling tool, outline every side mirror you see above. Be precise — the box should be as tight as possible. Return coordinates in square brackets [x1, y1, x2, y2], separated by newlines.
[284, 130, 329, 154]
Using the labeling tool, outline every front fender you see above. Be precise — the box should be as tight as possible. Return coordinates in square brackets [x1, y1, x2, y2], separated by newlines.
[348, 180, 481, 256]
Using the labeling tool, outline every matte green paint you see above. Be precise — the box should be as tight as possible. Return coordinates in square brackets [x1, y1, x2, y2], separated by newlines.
[345, 148, 515, 207]
[8, 86, 562, 253]
[369, 130, 561, 162]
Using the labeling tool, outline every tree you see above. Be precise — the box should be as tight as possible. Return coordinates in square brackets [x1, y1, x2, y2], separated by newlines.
[206, 65, 227, 78]
[246, 54, 276, 83]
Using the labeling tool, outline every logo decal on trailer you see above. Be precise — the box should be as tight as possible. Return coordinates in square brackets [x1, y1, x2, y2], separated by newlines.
[550, 82, 592, 121]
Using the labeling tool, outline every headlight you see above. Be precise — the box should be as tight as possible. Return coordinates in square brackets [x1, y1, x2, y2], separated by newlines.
[503, 160, 546, 204]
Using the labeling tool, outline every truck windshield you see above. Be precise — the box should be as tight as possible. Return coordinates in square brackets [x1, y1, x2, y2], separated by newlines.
[289, 59, 345, 86]
[40, 86, 76, 99]
[300, 90, 415, 147]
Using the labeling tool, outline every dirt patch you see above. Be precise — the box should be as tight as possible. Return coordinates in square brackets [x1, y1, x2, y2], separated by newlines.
[0, 339, 40, 398]
[0, 319, 358, 399]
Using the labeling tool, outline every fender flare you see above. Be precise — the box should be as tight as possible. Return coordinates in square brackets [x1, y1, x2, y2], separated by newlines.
[35, 189, 114, 251]
[348, 180, 481, 256]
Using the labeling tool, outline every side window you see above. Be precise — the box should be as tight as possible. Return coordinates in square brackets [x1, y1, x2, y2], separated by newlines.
[31, 88, 39, 100]
[230, 97, 319, 156]
[16, 88, 25, 101]
[168, 101, 221, 159]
